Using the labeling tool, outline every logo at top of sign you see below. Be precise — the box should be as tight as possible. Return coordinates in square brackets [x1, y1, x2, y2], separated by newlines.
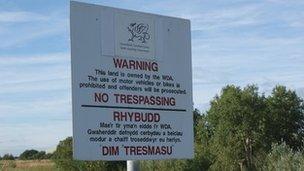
[127, 23, 150, 43]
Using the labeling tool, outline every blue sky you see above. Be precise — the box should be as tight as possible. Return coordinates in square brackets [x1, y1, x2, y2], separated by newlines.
[0, 0, 303, 155]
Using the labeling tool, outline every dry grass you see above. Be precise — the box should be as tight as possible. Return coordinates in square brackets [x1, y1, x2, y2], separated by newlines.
[0, 160, 57, 171]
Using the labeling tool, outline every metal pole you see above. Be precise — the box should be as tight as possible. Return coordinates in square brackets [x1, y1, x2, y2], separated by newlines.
[127, 160, 140, 171]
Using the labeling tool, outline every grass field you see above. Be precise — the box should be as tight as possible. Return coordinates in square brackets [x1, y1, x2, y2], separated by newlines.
[0, 160, 56, 171]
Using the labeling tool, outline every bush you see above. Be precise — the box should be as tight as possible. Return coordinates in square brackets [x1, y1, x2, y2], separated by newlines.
[2, 154, 15, 160]
[261, 142, 304, 170]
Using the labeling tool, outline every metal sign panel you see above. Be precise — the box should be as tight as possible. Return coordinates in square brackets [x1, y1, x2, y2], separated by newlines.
[70, 1, 193, 160]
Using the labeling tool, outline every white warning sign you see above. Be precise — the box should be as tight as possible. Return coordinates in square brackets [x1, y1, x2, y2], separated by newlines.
[70, 1, 193, 160]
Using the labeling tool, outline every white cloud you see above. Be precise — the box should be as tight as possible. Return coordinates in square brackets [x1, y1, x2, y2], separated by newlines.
[0, 10, 68, 48]
[266, 0, 304, 4]
[0, 121, 72, 156]
[0, 96, 71, 119]
[191, 34, 304, 111]
[0, 11, 49, 23]
[0, 52, 71, 137]
[0, 53, 70, 94]
[0, 54, 72, 156]
[0, 52, 69, 65]
[165, 3, 264, 31]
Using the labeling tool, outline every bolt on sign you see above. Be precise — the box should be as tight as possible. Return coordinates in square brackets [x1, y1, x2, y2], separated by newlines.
[70, 1, 194, 160]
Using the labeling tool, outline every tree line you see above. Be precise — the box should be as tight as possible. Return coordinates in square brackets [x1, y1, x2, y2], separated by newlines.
[0, 149, 53, 160]
[1, 84, 304, 170]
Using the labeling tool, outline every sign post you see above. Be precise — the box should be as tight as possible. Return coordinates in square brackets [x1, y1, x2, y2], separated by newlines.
[70, 1, 193, 163]
[127, 160, 140, 171]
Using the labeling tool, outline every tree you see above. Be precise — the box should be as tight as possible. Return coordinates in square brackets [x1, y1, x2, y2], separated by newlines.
[207, 85, 267, 170]
[19, 149, 39, 160]
[265, 85, 304, 150]
[52, 137, 125, 171]
[19, 149, 48, 160]
[44, 153, 53, 159]
[205, 84, 304, 170]
[186, 113, 213, 171]
[2, 154, 15, 160]
[193, 108, 201, 140]
[33, 151, 46, 160]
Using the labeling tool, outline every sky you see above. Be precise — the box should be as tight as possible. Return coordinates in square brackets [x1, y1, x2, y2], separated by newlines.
[0, 0, 303, 156]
